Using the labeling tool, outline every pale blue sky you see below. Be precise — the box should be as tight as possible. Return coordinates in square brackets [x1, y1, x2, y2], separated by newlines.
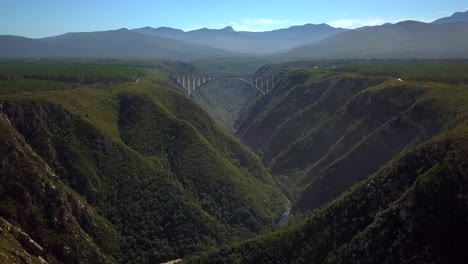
[1, 0, 467, 38]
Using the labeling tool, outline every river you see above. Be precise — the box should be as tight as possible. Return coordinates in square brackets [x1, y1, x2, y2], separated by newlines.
[276, 199, 291, 229]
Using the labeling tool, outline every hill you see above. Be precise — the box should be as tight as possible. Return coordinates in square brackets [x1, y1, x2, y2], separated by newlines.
[284, 21, 468, 59]
[0, 61, 286, 263]
[0, 29, 235, 60]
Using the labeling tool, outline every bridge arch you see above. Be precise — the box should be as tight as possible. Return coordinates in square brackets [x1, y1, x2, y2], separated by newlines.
[172, 76, 279, 95]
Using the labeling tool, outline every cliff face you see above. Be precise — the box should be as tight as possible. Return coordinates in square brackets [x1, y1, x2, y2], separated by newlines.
[0, 114, 120, 263]
[0, 79, 285, 263]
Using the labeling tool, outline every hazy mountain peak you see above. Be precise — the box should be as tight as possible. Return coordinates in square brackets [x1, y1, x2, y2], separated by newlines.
[156, 26, 184, 31]
[432, 10, 468, 24]
[221, 26, 236, 32]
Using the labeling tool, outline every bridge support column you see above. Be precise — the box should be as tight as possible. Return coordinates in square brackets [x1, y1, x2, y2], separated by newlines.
[192, 77, 196, 93]
[187, 77, 191, 95]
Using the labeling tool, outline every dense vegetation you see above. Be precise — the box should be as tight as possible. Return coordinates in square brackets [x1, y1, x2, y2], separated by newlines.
[1, 60, 468, 264]
[186, 128, 468, 263]
[337, 63, 468, 84]
[0, 61, 145, 94]
[186, 62, 468, 263]
[0, 61, 285, 263]
[236, 64, 468, 209]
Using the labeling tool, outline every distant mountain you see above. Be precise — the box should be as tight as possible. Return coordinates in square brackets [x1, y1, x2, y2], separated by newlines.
[0, 28, 235, 60]
[284, 21, 468, 59]
[432, 10, 468, 24]
[133, 24, 348, 54]
[3, 12, 468, 60]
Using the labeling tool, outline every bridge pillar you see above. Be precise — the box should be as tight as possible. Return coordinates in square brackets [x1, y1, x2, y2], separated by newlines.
[198, 77, 201, 87]
[182, 76, 185, 88]
[187, 77, 191, 95]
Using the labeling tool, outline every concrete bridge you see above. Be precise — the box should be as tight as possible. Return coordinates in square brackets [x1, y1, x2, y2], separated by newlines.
[172, 76, 280, 95]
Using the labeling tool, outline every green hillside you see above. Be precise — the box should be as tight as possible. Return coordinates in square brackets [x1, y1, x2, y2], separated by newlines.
[0, 61, 285, 263]
[186, 127, 468, 263]
[236, 64, 468, 207]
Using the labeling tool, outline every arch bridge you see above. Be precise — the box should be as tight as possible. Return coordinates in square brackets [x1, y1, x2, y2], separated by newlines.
[172, 76, 280, 95]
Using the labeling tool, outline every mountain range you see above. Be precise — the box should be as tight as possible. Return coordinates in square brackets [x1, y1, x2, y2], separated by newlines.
[284, 20, 468, 59]
[0, 28, 234, 60]
[0, 10, 467, 60]
[133, 23, 348, 54]
[432, 9, 468, 24]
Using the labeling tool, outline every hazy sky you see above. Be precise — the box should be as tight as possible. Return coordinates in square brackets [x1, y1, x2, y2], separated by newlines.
[1, 0, 467, 38]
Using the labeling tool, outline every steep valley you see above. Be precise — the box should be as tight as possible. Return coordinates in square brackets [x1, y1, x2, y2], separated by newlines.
[2, 3, 468, 264]
[237, 69, 465, 210]
[1, 60, 468, 264]
[0, 62, 285, 263]
[186, 62, 468, 263]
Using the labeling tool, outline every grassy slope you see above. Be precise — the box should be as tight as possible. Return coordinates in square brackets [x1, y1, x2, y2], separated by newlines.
[0, 62, 285, 263]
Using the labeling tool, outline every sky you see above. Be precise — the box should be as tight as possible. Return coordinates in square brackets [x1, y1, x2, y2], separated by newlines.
[1, 0, 467, 38]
